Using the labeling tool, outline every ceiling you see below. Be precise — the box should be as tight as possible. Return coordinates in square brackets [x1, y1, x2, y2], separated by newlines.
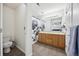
[31, 3, 67, 16]
[4, 3, 67, 17]
[38, 3, 66, 14]
[4, 3, 20, 9]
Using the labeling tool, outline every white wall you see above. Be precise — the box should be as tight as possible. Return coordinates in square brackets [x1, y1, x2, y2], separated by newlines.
[15, 4, 26, 53]
[15, 4, 32, 56]
[3, 5, 15, 41]
[25, 4, 32, 56]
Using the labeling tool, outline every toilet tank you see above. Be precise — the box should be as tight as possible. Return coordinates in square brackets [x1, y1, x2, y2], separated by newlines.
[3, 36, 11, 43]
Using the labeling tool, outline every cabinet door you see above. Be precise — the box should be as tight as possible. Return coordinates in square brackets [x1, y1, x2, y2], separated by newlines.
[58, 35, 65, 49]
[42, 33, 46, 43]
[51, 35, 56, 46]
[54, 35, 58, 47]
[45, 34, 53, 45]
[38, 33, 46, 43]
[46, 34, 58, 47]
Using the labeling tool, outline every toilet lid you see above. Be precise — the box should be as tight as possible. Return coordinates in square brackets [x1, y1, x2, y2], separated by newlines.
[3, 41, 12, 48]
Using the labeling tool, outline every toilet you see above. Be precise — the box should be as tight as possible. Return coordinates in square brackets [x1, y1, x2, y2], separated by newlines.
[3, 36, 13, 53]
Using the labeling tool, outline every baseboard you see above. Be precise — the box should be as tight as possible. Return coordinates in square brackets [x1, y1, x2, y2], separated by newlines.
[16, 45, 33, 56]
[32, 40, 37, 44]
[26, 53, 32, 56]
[16, 45, 25, 54]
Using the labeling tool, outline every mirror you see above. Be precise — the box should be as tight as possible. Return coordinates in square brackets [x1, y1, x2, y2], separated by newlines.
[51, 17, 62, 31]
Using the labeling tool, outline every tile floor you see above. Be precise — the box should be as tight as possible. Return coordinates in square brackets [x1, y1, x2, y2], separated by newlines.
[32, 42, 66, 56]
[3, 46, 25, 56]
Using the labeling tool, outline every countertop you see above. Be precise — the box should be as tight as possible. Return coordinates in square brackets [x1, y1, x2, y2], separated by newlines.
[39, 31, 65, 35]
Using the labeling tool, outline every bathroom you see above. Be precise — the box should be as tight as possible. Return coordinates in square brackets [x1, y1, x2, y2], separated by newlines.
[3, 3, 26, 56]
[2, 3, 67, 56]
[31, 3, 79, 56]
[0, 3, 79, 56]
[31, 3, 66, 56]
[0, 3, 33, 56]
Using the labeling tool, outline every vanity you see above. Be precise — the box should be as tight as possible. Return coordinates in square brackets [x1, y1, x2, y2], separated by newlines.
[38, 31, 65, 49]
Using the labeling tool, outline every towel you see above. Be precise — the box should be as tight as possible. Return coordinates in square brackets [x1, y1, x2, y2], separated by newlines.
[68, 25, 79, 56]
[75, 25, 79, 55]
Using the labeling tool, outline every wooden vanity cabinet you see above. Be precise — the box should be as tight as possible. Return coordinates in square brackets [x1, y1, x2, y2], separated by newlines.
[38, 33, 65, 49]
